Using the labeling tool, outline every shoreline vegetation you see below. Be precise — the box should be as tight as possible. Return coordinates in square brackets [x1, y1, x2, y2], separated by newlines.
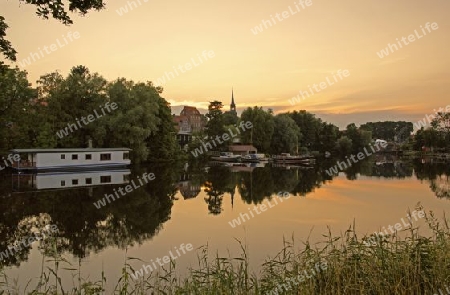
[1, 64, 450, 166]
[1, 206, 450, 294]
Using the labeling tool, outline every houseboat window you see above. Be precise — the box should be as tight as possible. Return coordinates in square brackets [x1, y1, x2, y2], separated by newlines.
[100, 176, 111, 183]
[61, 154, 65, 159]
[86, 178, 92, 184]
[123, 152, 130, 160]
[72, 154, 78, 160]
[72, 179, 79, 185]
[100, 154, 111, 161]
[85, 154, 92, 160]
[61, 181, 65, 187]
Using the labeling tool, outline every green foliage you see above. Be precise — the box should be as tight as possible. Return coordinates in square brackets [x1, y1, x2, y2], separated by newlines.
[270, 114, 301, 154]
[288, 111, 339, 152]
[106, 79, 160, 163]
[0, 65, 36, 150]
[240, 107, 274, 152]
[0, 64, 181, 162]
[223, 111, 238, 126]
[146, 94, 181, 161]
[205, 101, 226, 142]
[337, 136, 352, 155]
[360, 121, 413, 142]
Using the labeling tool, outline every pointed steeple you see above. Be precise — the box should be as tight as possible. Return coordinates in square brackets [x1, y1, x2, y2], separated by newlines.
[230, 88, 236, 114]
[231, 88, 235, 106]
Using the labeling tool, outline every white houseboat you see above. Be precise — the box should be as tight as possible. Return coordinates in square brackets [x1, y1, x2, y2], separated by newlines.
[10, 148, 131, 171]
[12, 169, 131, 191]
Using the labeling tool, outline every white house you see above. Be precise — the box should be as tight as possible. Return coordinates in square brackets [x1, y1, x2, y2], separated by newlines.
[10, 148, 131, 171]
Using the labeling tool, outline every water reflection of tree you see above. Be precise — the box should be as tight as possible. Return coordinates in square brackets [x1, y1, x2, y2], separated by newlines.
[238, 165, 327, 204]
[203, 166, 233, 215]
[414, 160, 450, 200]
[0, 164, 179, 267]
[238, 166, 274, 204]
[429, 175, 450, 199]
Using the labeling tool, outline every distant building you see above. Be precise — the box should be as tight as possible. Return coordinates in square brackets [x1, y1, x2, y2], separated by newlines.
[173, 106, 206, 148]
[180, 106, 205, 133]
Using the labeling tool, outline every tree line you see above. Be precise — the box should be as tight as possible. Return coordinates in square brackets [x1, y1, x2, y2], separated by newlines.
[0, 64, 180, 162]
[2, 64, 449, 163]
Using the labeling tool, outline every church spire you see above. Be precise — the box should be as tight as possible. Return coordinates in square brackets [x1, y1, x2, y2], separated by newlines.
[231, 88, 235, 105]
[230, 88, 236, 114]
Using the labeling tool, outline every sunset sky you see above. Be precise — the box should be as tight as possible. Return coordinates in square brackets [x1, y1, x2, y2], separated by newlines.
[2, 0, 449, 128]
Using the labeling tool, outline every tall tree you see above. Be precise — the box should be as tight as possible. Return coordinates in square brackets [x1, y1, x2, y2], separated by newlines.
[205, 101, 226, 141]
[240, 107, 274, 152]
[106, 79, 160, 163]
[270, 114, 301, 154]
[0, 65, 36, 150]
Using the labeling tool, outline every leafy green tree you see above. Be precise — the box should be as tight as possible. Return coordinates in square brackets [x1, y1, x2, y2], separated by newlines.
[288, 111, 321, 150]
[270, 114, 301, 154]
[337, 136, 352, 155]
[106, 79, 160, 163]
[38, 66, 109, 148]
[360, 121, 413, 142]
[318, 122, 340, 153]
[146, 94, 181, 161]
[223, 111, 238, 126]
[0, 65, 36, 150]
[240, 107, 274, 152]
[205, 101, 226, 142]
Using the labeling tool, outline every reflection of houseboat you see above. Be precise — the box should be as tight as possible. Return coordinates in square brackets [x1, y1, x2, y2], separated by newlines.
[272, 153, 315, 165]
[12, 169, 131, 191]
[10, 148, 131, 171]
[210, 152, 241, 162]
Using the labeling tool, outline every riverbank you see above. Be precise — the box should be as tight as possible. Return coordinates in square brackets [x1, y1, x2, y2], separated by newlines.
[1, 206, 449, 294]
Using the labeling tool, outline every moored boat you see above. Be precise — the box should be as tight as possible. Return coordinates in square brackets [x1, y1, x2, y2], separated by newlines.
[10, 148, 132, 171]
[272, 153, 315, 164]
[210, 152, 241, 162]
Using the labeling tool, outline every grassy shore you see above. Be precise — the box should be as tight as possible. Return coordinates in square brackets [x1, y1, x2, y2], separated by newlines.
[1, 205, 450, 294]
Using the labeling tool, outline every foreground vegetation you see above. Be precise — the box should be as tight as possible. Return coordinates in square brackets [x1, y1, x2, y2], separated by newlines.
[1, 205, 449, 294]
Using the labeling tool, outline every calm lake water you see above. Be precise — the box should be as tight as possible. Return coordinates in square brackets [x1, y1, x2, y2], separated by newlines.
[1, 155, 449, 292]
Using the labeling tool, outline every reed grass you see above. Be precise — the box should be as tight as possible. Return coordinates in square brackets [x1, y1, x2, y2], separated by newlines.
[1, 205, 450, 294]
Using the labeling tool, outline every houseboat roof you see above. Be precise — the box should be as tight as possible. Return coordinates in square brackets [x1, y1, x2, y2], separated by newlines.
[10, 148, 132, 153]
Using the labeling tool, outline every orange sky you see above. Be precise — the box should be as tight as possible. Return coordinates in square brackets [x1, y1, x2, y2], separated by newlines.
[1, 0, 449, 128]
